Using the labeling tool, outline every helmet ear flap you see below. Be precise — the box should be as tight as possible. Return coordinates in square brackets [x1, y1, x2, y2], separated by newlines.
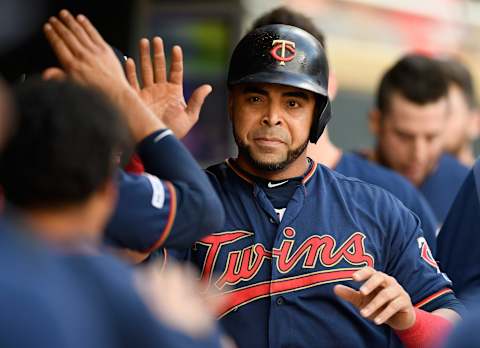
[309, 97, 332, 143]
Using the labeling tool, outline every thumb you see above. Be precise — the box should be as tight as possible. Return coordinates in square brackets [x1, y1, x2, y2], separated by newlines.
[186, 84, 212, 118]
[42, 67, 67, 81]
[334, 284, 363, 308]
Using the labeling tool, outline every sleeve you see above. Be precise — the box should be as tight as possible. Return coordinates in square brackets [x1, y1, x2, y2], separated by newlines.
[437, 167, 480, 308]
[406, 191, 439, 257]
[104, 170, 176, 252]
[104, 129, 225, 252]
[383, 193, 454, 311]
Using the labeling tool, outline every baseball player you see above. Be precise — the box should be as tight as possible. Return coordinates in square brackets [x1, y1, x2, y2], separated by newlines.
[436, 159, 480, 308]
[367, 54, 469, 224]
[251, 6, 439, 255]
[125, 23, 463, 347]
[0, 77, 223, 347]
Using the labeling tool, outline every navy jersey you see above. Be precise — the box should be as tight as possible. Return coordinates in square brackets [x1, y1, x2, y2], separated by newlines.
[336, 152, 438, 254]
[185, 159, 453, 348]
[0, 215, 222, 348]
[419, 154, 469, 224]
[444, 305, 480, 348]
[105, 129, 224, 252]
[437, 160, 480, 307]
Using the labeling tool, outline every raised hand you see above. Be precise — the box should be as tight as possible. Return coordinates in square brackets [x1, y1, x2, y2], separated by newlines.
[334, 267, 415, 330]
[43, 10, 164, 142]
[125, 37, 212, 139]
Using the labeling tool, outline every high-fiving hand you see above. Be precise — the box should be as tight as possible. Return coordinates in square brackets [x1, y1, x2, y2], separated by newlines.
[125, 37, 212, 139]
[43, 10, 165, 142]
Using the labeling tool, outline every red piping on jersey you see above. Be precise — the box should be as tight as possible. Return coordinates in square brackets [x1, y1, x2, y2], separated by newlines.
[143, 181, 177, 253]
[215, 268, 358, 318]
[414, 288, 453, 309]
[225, 158, 318, 185]
[302, 160, 318, 184]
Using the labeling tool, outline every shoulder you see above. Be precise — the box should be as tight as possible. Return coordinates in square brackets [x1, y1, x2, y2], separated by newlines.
[438, 154, 470, 178]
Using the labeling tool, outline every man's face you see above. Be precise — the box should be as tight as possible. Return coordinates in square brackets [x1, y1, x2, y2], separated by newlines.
[443, 84, 478, 154]
[374, 93, 448, 186]
[229, 83, 315, 172]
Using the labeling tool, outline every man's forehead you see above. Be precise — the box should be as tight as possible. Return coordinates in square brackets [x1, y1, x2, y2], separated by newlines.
[387, 93, 448, 120]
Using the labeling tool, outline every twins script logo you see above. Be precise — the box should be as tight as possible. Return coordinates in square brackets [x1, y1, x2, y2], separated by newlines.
[196, 227, 374, 317]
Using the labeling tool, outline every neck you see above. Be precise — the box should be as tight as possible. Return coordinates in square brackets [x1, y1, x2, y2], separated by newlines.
[236, 153, 310, 181]
[21, 205, 100, 246]
[306, 130, 342, 169]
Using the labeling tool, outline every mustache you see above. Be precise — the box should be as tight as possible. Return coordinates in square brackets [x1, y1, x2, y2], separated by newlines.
[251, 127, 289, 143]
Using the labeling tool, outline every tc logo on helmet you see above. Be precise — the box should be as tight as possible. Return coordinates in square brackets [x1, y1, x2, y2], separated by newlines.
[270, 40, 296, 66]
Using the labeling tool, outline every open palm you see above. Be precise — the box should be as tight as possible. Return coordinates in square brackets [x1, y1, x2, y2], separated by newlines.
[125, 37, 212, 139]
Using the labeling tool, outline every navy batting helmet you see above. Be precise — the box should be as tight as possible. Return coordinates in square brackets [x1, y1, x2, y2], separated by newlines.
[227, 24, 331, 143]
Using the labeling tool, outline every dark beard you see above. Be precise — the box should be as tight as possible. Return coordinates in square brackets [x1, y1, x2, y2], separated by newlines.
[234, 129, 309, 172]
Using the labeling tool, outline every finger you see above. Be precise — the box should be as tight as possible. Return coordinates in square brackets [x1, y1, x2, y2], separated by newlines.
[334, 284, 363, 308]
[169, 45, 183, 85]
[139, 38, 154, 87]
[58, 10, 94, 50]
[43, 23, 75, 69]
[359, 272, 387, 296]
[76, 14, 105, 46]
[48, 16, 84, 58]
[125, 58, 140, 91]
[42, 67, 67, 81]
[372, 297, 408, 325]
[152, 37, 166, 83]
[360, 286, 400, 318]
[186, 84, 212, 118]
[352, 267, 376, 282]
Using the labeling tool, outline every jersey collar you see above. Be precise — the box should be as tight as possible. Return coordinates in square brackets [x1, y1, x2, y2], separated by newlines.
[225, 157, 318, 186]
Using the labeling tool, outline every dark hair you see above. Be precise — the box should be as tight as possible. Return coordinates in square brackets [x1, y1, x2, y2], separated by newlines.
[376, 54, 449, 115]
[438, 58, 477, 109]
[251, 6, 326, 48]
[0, 79, 131, 209]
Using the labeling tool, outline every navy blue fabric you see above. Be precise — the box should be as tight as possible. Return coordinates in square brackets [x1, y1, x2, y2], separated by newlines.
[105, 129, 224, 251]
[0, 216, 222, 348]
[419, 154, 469, 224]
[437, 160, 480, 308]
[336, 152, 439, 255]
[185, 159, 454, 348]
[444, 304, 480, 348]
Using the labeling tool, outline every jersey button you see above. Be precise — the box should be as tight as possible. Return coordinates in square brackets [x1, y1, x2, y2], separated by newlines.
[269, 217, 276, 224]
[276, 296, 284, 305]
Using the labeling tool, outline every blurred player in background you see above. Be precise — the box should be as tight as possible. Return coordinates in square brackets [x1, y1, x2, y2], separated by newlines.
[440, 57, 480, 167]
[251, 6, 439, 253]
[367, 54, 469, 224]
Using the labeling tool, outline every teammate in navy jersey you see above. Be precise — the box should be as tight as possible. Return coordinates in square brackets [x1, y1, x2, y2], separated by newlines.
[367, 54, 469, 224]
[251, 6, 439, 254]
[0, 46, 223, 348]
[123, 19, 462, 347]
[436, 159, 480, 308]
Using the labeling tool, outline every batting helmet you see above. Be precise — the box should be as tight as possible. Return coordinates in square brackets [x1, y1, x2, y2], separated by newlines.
[227, 24, 331, 143]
